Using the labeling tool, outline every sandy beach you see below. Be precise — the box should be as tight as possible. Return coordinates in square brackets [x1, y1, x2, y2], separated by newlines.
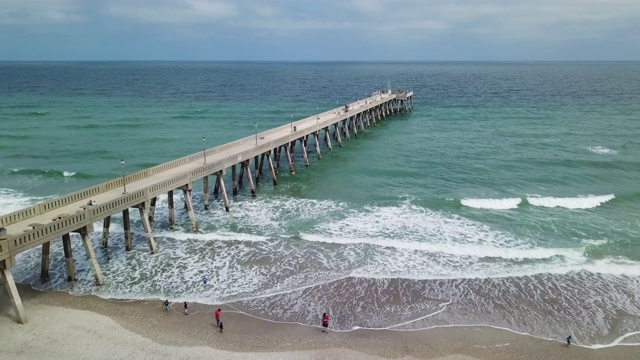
[0, 284, 637, 360]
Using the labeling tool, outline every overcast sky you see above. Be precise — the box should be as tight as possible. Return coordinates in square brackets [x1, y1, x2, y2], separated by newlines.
[1, 0, 639, 61]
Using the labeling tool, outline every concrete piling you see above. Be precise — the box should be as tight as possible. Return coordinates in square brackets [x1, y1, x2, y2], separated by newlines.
[203, 176, 210, 210]
[243, 161, 256, 197]
[122, 209, 132, 251]
[102, 216, 111, 248]
[1, 261, 28, 324]
[79, 226, 105, 285]
[138, 203, 158, 254]
[168, 190, 175, 229]
[217, 171, 230, 212]
[182, 187, 198, 232]
[148, 197, 157, 224]
[62, 233, 76, 281]
[40, 242, 50, 282]
[267, 151, 278, 187]
[231, 164, 238, 196]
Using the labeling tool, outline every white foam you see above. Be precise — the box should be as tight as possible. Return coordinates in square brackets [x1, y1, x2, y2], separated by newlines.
[461, 198, 521, 210]
[588, 146, 618, 155]
[0, 188, 46, 216]
[299, 232, 578, 261]
[527, 194, 615, 209]
[62, 171, 76, 177]
[155, 230, 268, 243]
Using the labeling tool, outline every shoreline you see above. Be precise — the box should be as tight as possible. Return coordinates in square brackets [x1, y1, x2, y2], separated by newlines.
[1, 284, 638, 359]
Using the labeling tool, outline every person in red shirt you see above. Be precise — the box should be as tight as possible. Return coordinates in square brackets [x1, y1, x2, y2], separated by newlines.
[322, 313, 329, 333]
[215, 308, 221, 328]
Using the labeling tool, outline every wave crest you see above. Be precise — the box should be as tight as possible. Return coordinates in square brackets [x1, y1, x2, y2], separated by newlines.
[526, 194, 615, 209]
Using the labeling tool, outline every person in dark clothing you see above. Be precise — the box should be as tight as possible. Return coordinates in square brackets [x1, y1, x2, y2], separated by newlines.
[184, 302, 189, 315]
[219, 322, 224, 333]
[163, 300, 170, 312]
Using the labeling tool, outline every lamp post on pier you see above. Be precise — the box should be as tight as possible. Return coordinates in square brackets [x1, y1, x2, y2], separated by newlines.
[316, 106, 319, 122]
[202, 137, 206, 163]
[290, 114, 293, 132]
[120, 159, 127, 194]
[254, 123, 258, 146]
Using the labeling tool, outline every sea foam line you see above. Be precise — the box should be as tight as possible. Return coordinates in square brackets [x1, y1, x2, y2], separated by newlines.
[225, 303, 640, 349]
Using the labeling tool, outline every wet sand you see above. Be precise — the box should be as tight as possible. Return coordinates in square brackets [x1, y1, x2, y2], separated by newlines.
[0, 284, 638, 360]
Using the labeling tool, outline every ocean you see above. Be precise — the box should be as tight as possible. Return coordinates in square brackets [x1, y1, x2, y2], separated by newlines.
[1, 61, 640, 347]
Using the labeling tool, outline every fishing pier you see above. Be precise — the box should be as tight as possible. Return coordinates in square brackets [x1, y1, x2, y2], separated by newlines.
[0, 90, 413, 323]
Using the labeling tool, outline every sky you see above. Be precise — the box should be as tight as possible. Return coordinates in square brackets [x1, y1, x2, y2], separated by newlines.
[1, 0, 639, 61]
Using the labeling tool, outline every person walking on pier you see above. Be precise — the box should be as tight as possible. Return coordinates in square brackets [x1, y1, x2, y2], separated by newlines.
[215, 308, 221, 328]
[184, 302, 189, 315]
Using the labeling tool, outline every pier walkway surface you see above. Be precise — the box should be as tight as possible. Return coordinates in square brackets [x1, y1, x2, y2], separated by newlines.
[0, 90, 413, 324]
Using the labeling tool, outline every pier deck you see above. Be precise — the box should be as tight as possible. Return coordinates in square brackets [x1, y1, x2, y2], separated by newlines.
[0, 90, 413, 324]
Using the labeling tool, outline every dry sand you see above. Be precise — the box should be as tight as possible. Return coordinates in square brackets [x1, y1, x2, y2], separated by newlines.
[1, 285, 638, 360]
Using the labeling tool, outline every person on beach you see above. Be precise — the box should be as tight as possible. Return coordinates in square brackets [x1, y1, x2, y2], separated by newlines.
[202, 276, 209, 286]
[566, 335, 572, 346]
[219, 322, 224, 333]
[184, 302, 189, 315]
[163, 300, 170, 312]
[322, 313, 330, 333]
[215, 308, 221, 328]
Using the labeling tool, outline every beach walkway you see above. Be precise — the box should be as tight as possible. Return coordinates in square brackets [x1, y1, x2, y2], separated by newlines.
[0, 90, 413, 324]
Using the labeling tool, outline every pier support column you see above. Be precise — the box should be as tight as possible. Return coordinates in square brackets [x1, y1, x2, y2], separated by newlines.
[1, 260, 28, 324]
[62, 233, 77, 281]
[285, 145, 295, 175]
[243, 161, 256, 197]
[267, 151, 278, 187]
[275, 147, 281, 171]
[259, 153, 266, 178]
[217, 171, 230, 212]
[102, 216, 111, 248]
[137, 203, 158, 254]
[365, 111, 371, 128]
[351, 116, 358, 137]
[324, 128, 333, 150]
[344, 120, 351, 141]
[79, 226, 105, 285]
[255, 155, 260, 174]
[313, 132, 322, 159]
[301, 137, 310, 166]
[203, 176, 210, 210]
[183, 187, 198, 232]
[238, 163, 245, 188]
[334, 124, 343, 147]
[231, 164, 238, 196]
[40, 242, 50, 282]
[168, 190, 175, 230]
[213, 179, 219, 199]
[148, 197, 157, 224]
[122, 209, 132, 251]
[359, 113, 365, 131]
[289, 141, 295, 165]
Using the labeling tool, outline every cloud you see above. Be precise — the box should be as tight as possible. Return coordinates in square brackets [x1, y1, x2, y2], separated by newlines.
[0, 0, 83, 24]
[106, 0, 237, 24]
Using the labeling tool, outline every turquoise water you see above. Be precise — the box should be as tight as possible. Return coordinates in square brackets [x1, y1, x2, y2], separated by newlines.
[2, 62, 640, 346]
